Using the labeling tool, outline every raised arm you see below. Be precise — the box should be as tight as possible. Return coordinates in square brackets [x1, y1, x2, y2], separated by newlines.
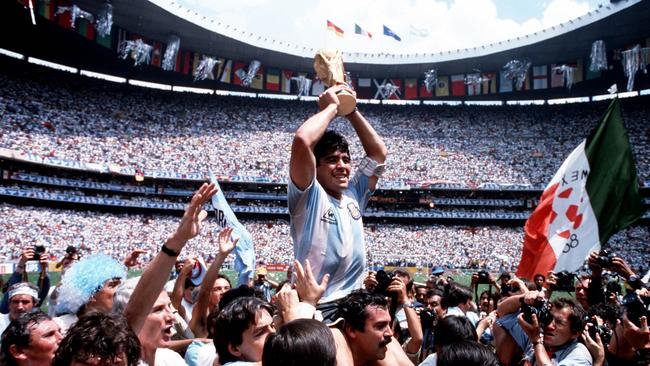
[290, 85, 345, 190]
[345, 109, 387, 191]
[170, 257, 195, 321]
[190, 227, 237, 338]
[124, 183, 217, 335]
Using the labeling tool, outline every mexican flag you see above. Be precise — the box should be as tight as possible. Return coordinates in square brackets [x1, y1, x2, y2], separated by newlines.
[516, 99, 644, 280]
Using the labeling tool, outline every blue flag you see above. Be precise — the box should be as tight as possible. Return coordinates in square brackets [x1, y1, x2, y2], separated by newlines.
[208, 171, 255, 286]
[383, 25, 401, 41]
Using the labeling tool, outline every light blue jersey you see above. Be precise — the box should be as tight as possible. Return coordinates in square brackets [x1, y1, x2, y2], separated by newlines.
[289, 171, 372, 302]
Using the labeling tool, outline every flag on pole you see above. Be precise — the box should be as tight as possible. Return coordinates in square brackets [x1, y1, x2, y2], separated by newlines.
[516, 99, 644, 280]
[327, 20, 344, 37]
[532, 65, 548, 89]
[209, 172, 256, 286]
[383, 25, 401, 41]
[409, 24, 428, 37]
[354, 24, 372, 39]
[281, 70, 293, 93]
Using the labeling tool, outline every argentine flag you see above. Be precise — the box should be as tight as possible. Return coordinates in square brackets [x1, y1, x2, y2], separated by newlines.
[208, 171, 256, 286]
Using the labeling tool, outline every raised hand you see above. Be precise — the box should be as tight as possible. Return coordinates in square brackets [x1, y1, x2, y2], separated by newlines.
[123, 248, 147, 268]
[294, 259, 329, 306]
[217, 227, 239, 257]
[168, 183, 218, 250]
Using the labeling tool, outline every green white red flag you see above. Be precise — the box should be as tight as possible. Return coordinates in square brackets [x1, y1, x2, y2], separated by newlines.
[517, 99, 644, 279]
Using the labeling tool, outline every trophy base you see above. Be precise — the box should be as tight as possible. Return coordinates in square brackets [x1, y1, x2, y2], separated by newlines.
[336, 91, 357, 116]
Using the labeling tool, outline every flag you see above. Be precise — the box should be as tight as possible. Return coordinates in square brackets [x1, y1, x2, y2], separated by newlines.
[96, 27, 112, 48]
[383, 25, 401, 41]
[281, 70, 293, 93]
[466, 74, 480, 96]
[355, 24, 372, 39]
[409, 24, 428, 37]
[419, 78, 433, 98]
[151, 41, 162, 67]
[451, 75, 465, 96]
[481, 72, 497, 94]
[266, 69, 280, 91]
[182, 51, 192, 75]
[220, 60, 232, 83]
[214, 58, 226, 79]
[250, 66, 264, 90]
[586, 57, 601, 80]
[568, 60, 584, 84]
[532, 65, 548, 89]
[550, 64, 564, 88]
[327, 20, 344, 37]
[233, 61, 247, 85]
[389, 79, 402, 100]
[435, 76, 449, 96]
[76, 18, 95, 40]
[209, 172, 256, 286]
[404, 79, 418, 99]
[499, 72, 513, 93]
[516, 99, 644, 280]
[311, 79, 325, 95]
[39, 0, 55, 20]
[358, 78, 371, 87]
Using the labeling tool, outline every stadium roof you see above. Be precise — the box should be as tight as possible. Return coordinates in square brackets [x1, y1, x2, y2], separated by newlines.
[60, 0, 650, 78]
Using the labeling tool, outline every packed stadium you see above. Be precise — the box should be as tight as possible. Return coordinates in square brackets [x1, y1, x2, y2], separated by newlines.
[0, 0, 649, 365]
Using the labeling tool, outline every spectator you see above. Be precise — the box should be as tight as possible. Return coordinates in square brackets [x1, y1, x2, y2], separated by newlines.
[0, 311, 62, 366]
[0, 283, 40, 336]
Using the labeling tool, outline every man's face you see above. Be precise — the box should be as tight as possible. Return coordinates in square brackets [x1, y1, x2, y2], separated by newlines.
[480, 293, 491, 312]
[415, 287, 427, 304]
[9, 294, 35, 320]
[316, 150, 351, 198]
[427, 295, 445, 318]
[20, 319, 62, 366]
[139, 292, 175, 349]
[349, 305, 393, 363]
[543, 306, 578, 348]
[90, 278, 121, 313]
[534, 275, 545, 289]
[575, 278, 590, 309]
[209, 278, 231, 307]
[233, 308, 275, 362]
[70, 353, 127, 366]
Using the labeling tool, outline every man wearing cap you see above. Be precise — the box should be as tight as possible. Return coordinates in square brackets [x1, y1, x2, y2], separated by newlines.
[253, 267, 278, 303]
[0, 282, 40, 337]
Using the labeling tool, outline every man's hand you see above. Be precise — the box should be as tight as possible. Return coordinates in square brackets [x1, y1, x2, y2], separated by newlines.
[19, 247, 35, 265]
[545, 270, 557, 290]
[179, 257, 196, 278]
[622, 313, 650, 350]
[517, 313, 541, 343]
[387, 277, 408, 305]
[217, 227, 239, 257]
[274, 283, 301, 324]
[39, 248, 49, 268]
[610, 256, 635, 280]
[508, 277, 529, 296]
[364, 271, 378, 291]
[123, 249, 147, 268]
[317, 85, 350, 111]
[294, 259, 329, 307]
[582, 324, 606, 366]
[167, 183, 218, 251]
[587, 251, 603, 277]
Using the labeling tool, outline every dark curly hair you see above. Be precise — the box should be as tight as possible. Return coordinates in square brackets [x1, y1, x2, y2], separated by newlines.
[0, 311, 52, 366]
[337, 290, 388, 332]
[262, 319, 336, 366]
[214, 296, 274, 364]
[551, 298, 586, 334]
[314, 130, 350, 164]
[52, 312, 141, 366]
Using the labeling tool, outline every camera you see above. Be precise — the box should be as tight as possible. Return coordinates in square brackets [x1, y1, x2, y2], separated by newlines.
[586, 321, 613, 345]
[476, 271, 491, 284]
[374, 270, 395, 296]
[622, 292, 650, 327]
[596, 249, 617, 268]
[551, 271, 576, 292]
[33, 245, 46, 261]
[521, 298, 553, 326]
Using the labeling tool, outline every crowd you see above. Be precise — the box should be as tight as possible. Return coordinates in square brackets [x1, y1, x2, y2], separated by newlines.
[0, 203, 647, 274]
[1, 62, 649, 186]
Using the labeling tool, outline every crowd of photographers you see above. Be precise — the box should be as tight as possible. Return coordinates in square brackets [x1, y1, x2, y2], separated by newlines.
[1, 61, 650, 187]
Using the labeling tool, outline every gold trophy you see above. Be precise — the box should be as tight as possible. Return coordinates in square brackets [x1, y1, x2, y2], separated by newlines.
[313, 49, 356, 116]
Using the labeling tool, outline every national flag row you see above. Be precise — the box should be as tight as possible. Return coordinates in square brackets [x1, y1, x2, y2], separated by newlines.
[328, 20, 402, 41]
[33, 0, 624, 97]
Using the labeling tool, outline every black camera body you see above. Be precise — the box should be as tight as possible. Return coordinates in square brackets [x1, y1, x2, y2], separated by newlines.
[596, 249, 617, 268]
[622, 292, 650, 327]
[33, 245, 46, 261]
[476, 271, 491, 284]
[552, 271, 576, 292]
[588, 323, 613, 345]
[374, 270, 395, 296]
[521, 298, 553, 326]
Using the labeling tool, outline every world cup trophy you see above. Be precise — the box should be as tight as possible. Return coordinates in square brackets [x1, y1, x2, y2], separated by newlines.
[313, 49, 357, 116]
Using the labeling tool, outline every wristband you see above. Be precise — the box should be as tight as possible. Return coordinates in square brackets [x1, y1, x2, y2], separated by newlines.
[359, 156, 386, 178]
[161, 244, 180, 257]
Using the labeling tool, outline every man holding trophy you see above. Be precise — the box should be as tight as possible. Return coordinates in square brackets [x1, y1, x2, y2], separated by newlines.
[289, 49, 388, 321]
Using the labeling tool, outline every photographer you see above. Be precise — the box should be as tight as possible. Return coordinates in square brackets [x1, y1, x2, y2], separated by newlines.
[496, 289, 592, 365]
[1, 246, 50, 314]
